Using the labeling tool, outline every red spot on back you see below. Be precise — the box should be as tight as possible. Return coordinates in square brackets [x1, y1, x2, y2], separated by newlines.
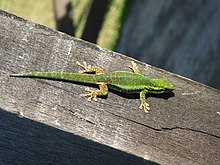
[99, 77, 105, 82]
[114, 79, 119, 84]
[107, 77, 112, 83]
[86, 75, 92, 81]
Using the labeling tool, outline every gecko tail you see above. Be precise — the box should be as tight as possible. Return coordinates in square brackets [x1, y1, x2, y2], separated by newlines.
[10, 73, 26, 77]
[10, 72, 99, 84]
[10, 72, 36, 77]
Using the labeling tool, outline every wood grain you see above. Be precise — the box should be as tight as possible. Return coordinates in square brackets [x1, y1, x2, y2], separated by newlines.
[0, 10, 219, 165]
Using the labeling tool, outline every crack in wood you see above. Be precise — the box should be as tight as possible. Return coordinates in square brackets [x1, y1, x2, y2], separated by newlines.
[105, 110, 220, 139]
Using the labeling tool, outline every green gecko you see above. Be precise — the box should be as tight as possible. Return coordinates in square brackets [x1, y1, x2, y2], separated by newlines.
[10, 61, 174, 112]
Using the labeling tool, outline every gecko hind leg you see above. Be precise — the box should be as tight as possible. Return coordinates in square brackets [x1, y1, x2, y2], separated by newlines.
[81, 84, 108, 101]
[76, 61, 104, 75]
[139, 89, 150, 113]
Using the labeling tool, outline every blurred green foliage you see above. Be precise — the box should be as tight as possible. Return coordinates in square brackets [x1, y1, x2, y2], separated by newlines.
[0, 0, 127, 50]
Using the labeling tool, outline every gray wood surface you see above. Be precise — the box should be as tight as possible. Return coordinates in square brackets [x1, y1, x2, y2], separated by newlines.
[0, 10, 220, 165]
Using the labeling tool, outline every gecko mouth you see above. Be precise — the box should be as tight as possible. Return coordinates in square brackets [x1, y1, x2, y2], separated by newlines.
[150, 88, 174, 94]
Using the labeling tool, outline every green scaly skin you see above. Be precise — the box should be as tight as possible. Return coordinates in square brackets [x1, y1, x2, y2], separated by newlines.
[10, 61, 174, 112]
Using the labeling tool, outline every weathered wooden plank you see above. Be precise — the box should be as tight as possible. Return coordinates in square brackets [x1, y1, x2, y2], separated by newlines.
[0, 10, 219, 165]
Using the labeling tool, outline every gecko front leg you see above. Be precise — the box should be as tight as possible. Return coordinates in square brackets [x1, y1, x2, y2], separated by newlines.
[129, 61, 142, 75]
[130, 62, 150, 112]
[81, 84, 108, 101]
[139, 89, 150, 113]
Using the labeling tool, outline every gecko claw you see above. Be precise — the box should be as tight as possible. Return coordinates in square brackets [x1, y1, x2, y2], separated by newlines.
[139, 101, 150, 113]
[81, 93, 98, 102]
[128, 61, 142, 75]
[76, 61, 105, 74]
[81, 87, 98, 101]
[76, 61, 92, 73]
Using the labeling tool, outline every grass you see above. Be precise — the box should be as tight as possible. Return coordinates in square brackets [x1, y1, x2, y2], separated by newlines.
[0, 0, 127, 50]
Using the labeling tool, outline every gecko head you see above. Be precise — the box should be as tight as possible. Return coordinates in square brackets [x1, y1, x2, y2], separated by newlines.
[151, 78, 174, 93]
